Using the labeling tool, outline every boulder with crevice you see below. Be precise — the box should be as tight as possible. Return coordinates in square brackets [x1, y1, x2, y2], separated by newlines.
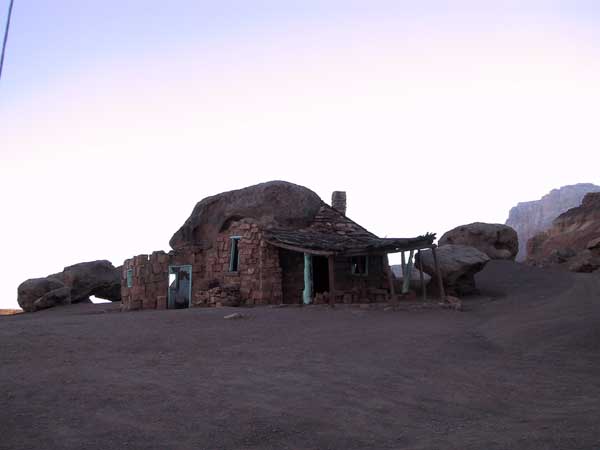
[17, 260, 121, 312]
[416, 245, 490, 296]
[59, 260, 121, 302]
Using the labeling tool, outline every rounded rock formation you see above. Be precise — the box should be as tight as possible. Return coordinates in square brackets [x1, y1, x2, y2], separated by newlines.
[59, 260, 122, 302]
[416, 245, 490, 296]
[439, 222, 518, 261]
[169, 180, 323, 250]
[17, 260, 121, 312]
[17, 277, 70, 312]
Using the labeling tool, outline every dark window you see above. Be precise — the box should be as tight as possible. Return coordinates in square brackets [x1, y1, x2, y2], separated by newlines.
[350, 255, 368, 275]
[126, 269, 133, 288]
[229, 237, 241, 272]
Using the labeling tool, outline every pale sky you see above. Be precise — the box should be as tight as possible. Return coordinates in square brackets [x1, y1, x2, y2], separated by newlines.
[2, 1, 600, 309]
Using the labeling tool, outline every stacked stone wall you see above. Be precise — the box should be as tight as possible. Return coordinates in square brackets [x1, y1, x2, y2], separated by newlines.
[192, 219, 282, 306]
[121, 251, 172, 311]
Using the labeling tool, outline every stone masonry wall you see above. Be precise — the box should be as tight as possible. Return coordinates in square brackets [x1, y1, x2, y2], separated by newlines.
[121, 219, 283, 310]
[121, 251, 173, 311]
[194, 218, 282, 306]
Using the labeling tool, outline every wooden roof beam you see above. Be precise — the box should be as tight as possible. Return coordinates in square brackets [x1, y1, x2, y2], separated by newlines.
[264, 240, 335, 256]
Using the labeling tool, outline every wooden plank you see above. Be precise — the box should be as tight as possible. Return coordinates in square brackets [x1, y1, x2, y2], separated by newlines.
[431, 246, 446, 300]
[372, 243, 436, 254]
[384, 254, 395, 301]
[265, 240, 334, 256]
[402, 250, 414, 294]
[401, 251, 406, 276]
[328, 254, 336, 305]
[417, 249, 426, 301]
[337, 244, 436, 257]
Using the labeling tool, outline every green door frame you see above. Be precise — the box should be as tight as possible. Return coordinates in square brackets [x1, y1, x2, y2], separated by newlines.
[168, 265, 193, 309]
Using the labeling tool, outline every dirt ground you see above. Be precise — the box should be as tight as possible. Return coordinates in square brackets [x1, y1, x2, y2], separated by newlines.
[1, 261, 600, 450]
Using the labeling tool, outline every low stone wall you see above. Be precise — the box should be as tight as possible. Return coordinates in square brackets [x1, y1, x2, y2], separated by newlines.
[121, 251, 171, 311]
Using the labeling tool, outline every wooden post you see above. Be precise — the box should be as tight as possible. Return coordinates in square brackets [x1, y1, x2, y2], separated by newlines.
[328, 254, 336, 305]
[401, 251, 406, 275]
[402, 250, 414, 294]
[417, 249, 426, 301]
[302, 253, 313, 305]
[384, 254, 395, 302]
[431, 246, 446, 301]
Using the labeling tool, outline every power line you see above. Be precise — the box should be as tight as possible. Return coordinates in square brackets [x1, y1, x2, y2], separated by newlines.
[0, 0, 15, 81]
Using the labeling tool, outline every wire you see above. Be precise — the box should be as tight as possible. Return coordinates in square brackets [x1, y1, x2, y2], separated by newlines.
[0, 0, 15, 81]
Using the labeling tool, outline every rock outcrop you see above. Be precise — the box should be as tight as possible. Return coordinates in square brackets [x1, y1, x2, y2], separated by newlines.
[59, 261, 122, 302]
[526, 192, 600, 272]
[17, 260, 121, 312]
[416, 245, 490, 296]
[170, 180, 323, 250]
[506, 183, 600, 261]
[439, 222, 518, 260]
[17, 277, 70, 312]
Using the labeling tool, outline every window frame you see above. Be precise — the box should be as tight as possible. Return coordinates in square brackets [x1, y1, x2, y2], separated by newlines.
[350, 255, 369, 276]
[229, 236, 241, 272]
[126, 268, 133, 288]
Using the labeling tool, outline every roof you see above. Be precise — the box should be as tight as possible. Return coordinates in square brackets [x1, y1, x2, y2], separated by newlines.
[263, 204, 436, 255]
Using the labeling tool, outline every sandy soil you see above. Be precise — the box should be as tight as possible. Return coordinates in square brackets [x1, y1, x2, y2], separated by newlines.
[1, 261, 599, 450]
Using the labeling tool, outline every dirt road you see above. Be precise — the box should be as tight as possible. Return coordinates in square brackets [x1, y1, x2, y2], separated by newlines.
[1, 261, 599, 449]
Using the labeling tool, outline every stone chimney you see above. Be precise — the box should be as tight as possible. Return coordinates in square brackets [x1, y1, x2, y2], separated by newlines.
[332, 191, 347, 215]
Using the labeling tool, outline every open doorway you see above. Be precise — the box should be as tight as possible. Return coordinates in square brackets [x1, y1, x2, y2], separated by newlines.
[312, 256, 329, 294]
[168, 265, 192, 309]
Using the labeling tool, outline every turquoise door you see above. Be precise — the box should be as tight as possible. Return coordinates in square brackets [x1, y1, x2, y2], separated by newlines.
[168, 265, 192, 309]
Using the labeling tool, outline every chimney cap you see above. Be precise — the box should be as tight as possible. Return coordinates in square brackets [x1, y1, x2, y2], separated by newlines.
[331, 191, 347, 215]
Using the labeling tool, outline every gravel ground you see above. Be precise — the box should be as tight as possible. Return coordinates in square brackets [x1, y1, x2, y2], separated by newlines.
[1, 261, 599, 450]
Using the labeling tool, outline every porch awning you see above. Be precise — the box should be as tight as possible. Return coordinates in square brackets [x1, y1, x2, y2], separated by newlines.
[264, 229, 436, 256]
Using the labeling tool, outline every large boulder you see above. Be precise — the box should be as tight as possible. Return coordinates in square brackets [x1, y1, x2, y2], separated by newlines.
[59, 260, 122, 302]
[17, 277, 70, 312]
[416, 245, 490, 296]
[527, 192, 600, 272]
[170, 180, 323, 250]
[439, 222, 518, 260]
[17, 260, 121, 312]
[506, 183, 600, 261]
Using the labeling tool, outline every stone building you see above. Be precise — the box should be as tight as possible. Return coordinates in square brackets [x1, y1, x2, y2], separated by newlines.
[120, 181, 438, 310]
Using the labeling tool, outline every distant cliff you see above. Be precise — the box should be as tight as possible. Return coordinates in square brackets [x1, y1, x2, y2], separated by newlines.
[506, 183, 600, 261]
[527, 192, 600, 272]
